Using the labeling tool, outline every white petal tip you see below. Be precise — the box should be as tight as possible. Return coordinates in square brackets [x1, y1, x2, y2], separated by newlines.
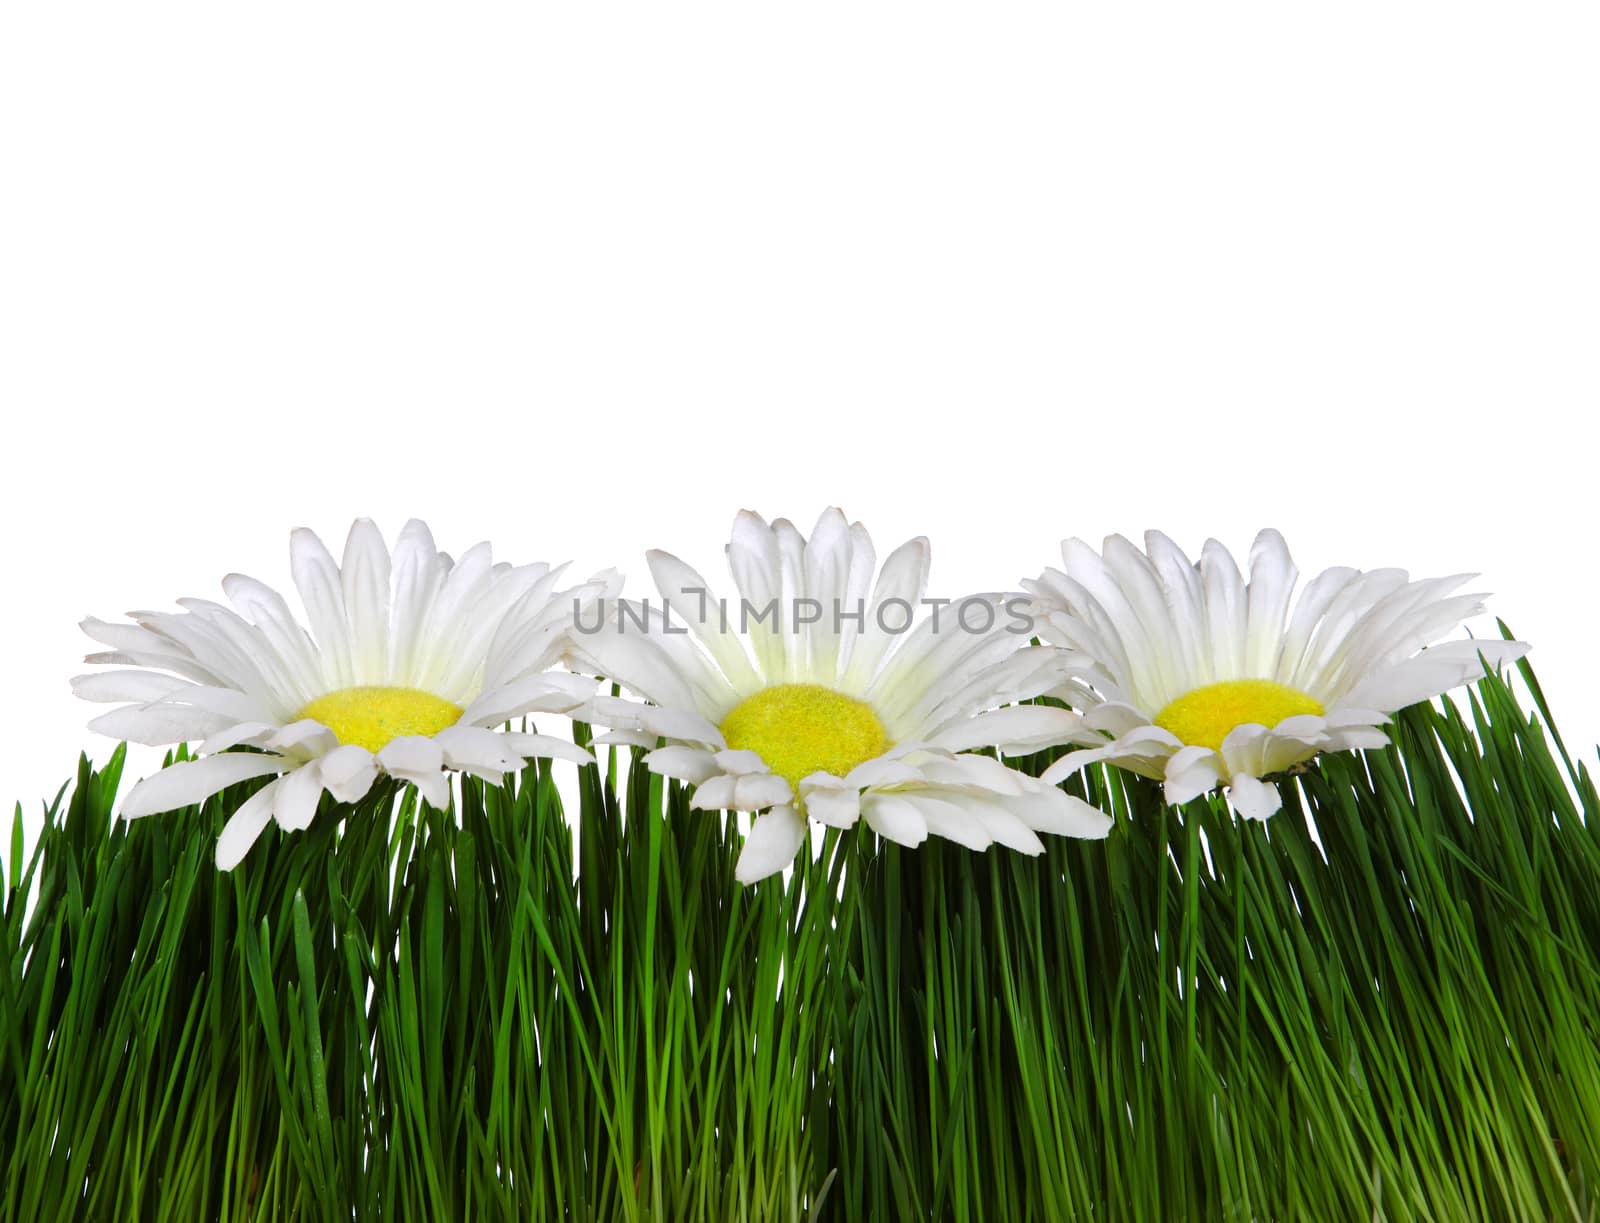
[1227, 775, 1283, 822]
[733, 808, 806, 883]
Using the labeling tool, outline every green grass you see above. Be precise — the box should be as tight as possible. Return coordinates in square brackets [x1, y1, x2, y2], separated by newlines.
[3, 653, 1598, 1219]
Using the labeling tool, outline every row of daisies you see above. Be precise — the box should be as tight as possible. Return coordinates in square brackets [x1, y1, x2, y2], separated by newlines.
[73, 512, 1526, 882]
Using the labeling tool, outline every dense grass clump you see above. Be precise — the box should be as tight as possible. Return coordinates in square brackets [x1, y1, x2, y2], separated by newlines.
[3, 659, 1597, 1219]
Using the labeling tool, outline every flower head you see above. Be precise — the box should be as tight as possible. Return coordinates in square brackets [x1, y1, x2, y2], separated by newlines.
[571, 509, 1112, 883]
[1025, 529, 1530, 819]
[75, 518, 612, 867]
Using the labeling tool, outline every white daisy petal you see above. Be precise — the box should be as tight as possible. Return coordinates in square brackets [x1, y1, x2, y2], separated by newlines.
[1025, 575, 1134, 693]
[972, 801, 1048, 855]
[290, 526, 355, 689]
[736, 772, 793, 808]
[844, 756, 927, 788]
[433, 725, 528, 774]
[726, 510, 787, 683]
[689, 772, 792, 812]
[71, 671, 192, 704]
[487, 576, 602, 686]
[1339, 639, 1529, 713]
[143, 683, 276, 726]
[319, 745, 380, 803]
[1038, 748, 1111, 787]
[799, 776, 861, 828]
[265, 720, 339, 757]
[689, 775, 738, 811]
[1004, 786, 1114, 839]
[1059, 538, 1167, 705]
[220, 573, 324, 704]
[646, 549, 761, 693]
[405, 541, 491, 693]
[500, 732, 596, 768]
[842, 537, 931, 693]
[1218, 723, 1271, 779]
[1324, 725, 1392, 752]
[836, 521, 878, 679]
[386, 518, 444, 678]
[403, 771, 452, 812]
[438, 564, 566, 698]
[712, 749, 770, 776]
[1268, 714, 1327, 743]
[1103, 534, 1187, 701]
[1143, 530, 1210, 685]
[637, 706, 725, 744]
[1081, 701, 1154, 738]
[771, 518, 810, 684]
[1327, 583, 1480, 683]
[1291, 568, 1410, 691]
[585, 599, 738, 716]
[914, 752, 1032, 797]
[378, 739, 448, 803]
[861, 793, 931, 847]
[272, 760, 325, 833]
[1244, 529, 1298, 677]
[159, 604, 291, 712]
[1054, 730, 1183, 782]
[799, 507, 854, 681]
[1323, 707, 1389, 730]
[1276, 565, 1361, 689]
[216, 778, 283, 871]
[876, 617, 1041, 736]
[1257, 725, 1326, 775]
[643, 745, 722, 784]
[1199, 538, 1248, 684]
[734, 806, 807, 884]
[1227, 774, 1283, 821]
[460, 671, 596, 727]
[378, 734, 445, 777]
[914, 788, 1054, 854]
[88, 705, 231, 747]
[122, 753, 286, 819]
[199, 721, 280, 755]
[579, 697, 725, 746]
[590, 730, 660, 749]
[896, 793, 994, 851]
[1163, 746, 1224, 806]
[79, 618, 223, 686]
[572, 626, 703, 714]
[930, 703, 1087, 755]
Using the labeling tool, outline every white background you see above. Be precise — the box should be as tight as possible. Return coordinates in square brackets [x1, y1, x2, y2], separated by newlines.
[3, 6, 1596, 852]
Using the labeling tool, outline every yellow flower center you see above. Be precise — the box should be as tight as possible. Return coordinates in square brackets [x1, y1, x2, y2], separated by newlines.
[720, 683, 889, 789]
[1153, 679, 1324, 754]
[297, 686, 463, 753]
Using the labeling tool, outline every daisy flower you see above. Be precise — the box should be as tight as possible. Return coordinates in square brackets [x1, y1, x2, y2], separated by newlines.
[74, 518, 612, 868]
[1024, 529, 1530, 820]
[570, 509, 1112, 884]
